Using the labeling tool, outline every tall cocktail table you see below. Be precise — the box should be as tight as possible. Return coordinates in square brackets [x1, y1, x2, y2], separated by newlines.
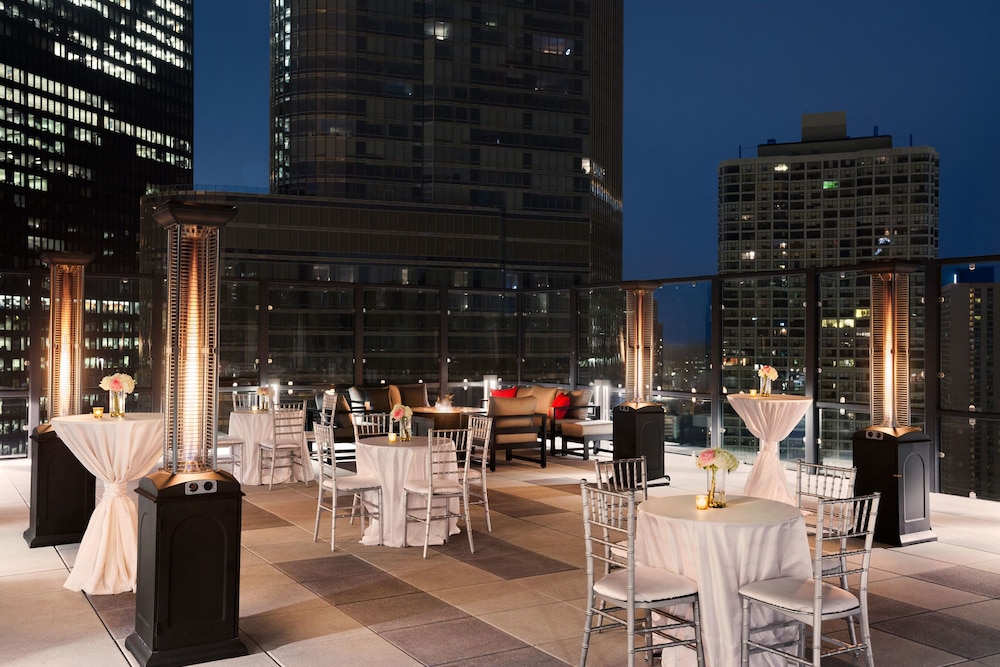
[50, 412, 163, 594]
[728, 393, 812, 505]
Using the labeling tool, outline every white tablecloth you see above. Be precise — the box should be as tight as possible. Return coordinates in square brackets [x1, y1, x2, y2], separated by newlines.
[635, 495, 812, 666]
[50, 413, 164, 595]
[228, 409, 313, 486]
[356, 436, 459, 547]
[728, 393, 812, 505]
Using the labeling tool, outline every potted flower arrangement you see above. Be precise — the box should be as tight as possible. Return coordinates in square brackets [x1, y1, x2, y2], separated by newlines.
[696, 447, 739, 508]
[99, 372, 136, 417]
[757, 365, 778, 397]
[390, 403, 413, 441]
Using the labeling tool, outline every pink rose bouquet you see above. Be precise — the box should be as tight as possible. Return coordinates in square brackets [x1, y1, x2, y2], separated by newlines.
[99, 372, 136, 394]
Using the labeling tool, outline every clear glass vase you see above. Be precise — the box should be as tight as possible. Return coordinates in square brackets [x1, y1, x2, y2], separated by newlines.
[401, 417, 412, 441]
[109, 390, 126, 417]
[706, 467, 727, 508]
[759, 376, 772, 397]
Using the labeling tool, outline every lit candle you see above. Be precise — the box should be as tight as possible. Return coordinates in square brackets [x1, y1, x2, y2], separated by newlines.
[749, 389, 757, 397]
[387, 432, 397, 443]
[92, 407, 104, 418]
[695, 494, 709, 510]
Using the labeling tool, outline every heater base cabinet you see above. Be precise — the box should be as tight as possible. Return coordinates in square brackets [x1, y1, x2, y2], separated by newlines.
[613, 403, 668, 483]
[852, 425, 937, 547]
[126, 470, 246, 667]
[23, 424, 95, 547]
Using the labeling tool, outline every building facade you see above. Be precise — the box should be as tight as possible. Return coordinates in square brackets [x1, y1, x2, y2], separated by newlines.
[267, 0, 622, 287]
[0, 0, 194, 273]
[717, 112, 940, 462]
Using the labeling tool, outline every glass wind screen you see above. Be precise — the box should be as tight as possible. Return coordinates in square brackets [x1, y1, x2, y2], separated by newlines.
[362, 287, 439, 385]
[522, 290, 572, 385]
[267, 283, 356, 386]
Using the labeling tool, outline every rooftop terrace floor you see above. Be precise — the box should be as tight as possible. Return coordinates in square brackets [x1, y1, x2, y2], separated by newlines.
[2, 449, 999, 666]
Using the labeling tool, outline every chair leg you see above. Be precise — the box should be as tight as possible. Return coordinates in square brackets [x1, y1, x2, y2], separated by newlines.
[861, 605, 875, 667]
[740, 597, 751, 667]
[331, 490, 341, 552]
[481, 478, 492, 533]
[313, 483, 324, 543]
[580, 592, 596, 667]
[812, 614, 822, 667]
[692, 597, 706, 667]
[297, 451, 308, 487]
[422, 493, 433, 558]
[625, 598, 636, 667]
[266, 448, 275, 491]
[350, 492, 360, 525]
[375, 488, 383, 547]
[463, 487, 475, 555]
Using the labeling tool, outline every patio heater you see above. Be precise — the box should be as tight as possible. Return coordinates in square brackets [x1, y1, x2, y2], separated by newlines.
[24, 252, 96, 547]
[852, 261, 936, 546]
[613, 282, 667, 483]
[126, 201, 247, 667]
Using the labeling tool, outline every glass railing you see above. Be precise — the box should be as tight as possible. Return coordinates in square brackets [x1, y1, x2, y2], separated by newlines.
[1, 256, 997, 502]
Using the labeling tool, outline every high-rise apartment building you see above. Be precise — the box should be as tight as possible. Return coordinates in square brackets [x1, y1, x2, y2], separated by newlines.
[717, 112, 939, 461]
[0, 0, 194, 273]
[0, 0, 193, 452]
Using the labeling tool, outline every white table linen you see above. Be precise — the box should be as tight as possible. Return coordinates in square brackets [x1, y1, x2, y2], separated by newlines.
[228, 409, 313, 485]
[355, 436, 459, 547]
[635, 494, 812, 666]
[728, 393, 812, 505]
[50, 413, 164, 595]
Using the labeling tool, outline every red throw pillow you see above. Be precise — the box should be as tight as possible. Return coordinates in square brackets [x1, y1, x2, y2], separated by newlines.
[551, 392, 571, 419]
[491, 387, 518, 398]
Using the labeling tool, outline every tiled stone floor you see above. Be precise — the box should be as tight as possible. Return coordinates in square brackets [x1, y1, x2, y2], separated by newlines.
[2, 449, 1000, 666]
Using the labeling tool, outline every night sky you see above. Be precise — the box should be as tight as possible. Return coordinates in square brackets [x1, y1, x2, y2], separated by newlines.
[194, 0, 1000, 280]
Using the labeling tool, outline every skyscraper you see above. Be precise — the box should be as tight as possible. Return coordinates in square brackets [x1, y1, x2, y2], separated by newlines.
[717, 112, 939, 461]
[266, 0, 623, 286]
[0, 0, 193, 273]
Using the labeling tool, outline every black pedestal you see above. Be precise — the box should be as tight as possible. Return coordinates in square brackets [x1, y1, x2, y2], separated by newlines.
[852, 426, 937, 547]
[23, 424, 96, 547]
[613, 402, 668, 483]
[126, 469, 246, 667]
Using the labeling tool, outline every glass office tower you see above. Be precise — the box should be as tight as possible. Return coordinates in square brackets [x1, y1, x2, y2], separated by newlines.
[268, 0, 623, 286]
[717, 112, 939, 463]
[0, 0, 193, 451]
[0, 0, 194, 273]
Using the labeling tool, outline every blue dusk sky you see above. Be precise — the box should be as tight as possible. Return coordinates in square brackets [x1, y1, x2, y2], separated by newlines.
[194, 0, 1000, 280]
